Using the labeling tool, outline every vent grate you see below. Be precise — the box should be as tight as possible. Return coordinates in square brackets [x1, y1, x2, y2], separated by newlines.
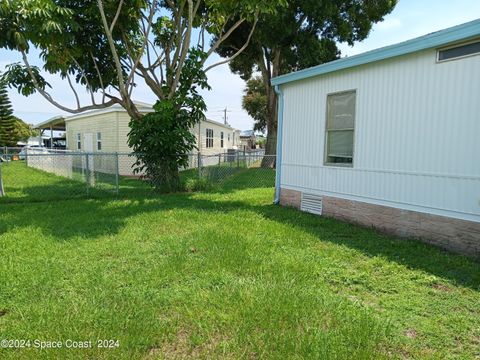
[301, 193, 323, 215]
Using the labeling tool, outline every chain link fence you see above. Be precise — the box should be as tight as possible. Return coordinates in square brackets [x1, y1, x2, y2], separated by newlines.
[0, 147, 275, 203]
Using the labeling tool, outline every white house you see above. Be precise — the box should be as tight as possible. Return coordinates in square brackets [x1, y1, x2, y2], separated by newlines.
[271, 20, 480, 258]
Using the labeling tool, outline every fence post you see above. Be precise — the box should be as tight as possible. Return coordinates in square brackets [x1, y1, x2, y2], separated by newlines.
[236, 151, 239, 168]
[197, 152, 201, 179]
[85, 153, 90, 196]
[115, 152, 119, 195]
[0, 161, 4, 197]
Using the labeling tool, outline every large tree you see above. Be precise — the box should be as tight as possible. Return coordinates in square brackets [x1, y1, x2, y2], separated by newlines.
[0, 0, 282, 190]
[0, 78, 16, 147]
[242, 76, 267, 133]
[216, 0, 398, 159]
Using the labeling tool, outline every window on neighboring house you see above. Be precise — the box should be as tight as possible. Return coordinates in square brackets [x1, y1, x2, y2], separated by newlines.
[206, 128, 214, 148]
[232, 132, 235, 146]
[97, 132, 102, 151]
[77, 133, 81, 150]
[324, 90, 356, 166]
[220, 131, 224, 148]
[227, 133, 230, 142]
[437, 40, 480, 62]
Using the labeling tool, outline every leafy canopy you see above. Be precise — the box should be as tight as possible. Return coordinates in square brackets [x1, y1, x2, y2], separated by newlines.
[242, 76, 267, 133]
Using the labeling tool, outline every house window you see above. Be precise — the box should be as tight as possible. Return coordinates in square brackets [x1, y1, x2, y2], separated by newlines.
[77, 133, 81, 150]
[324, 90, 356, 166]
[228, 133, 230, 142]
[437, 40, 480, 62]
[97, 132, 102, 151]
[220, 131, 224, 148]
[206, 128, 214, 148]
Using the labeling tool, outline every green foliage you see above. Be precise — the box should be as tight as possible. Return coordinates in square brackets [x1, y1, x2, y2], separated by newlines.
[216, 0, 398, 154]
[2, 63, 51, 96]
[0, 0, 145, 93]
[127, 48, 211, 192]
[12, 116, 38, 143]
[0, 79, 16, 147]
[242, 76, 267, 132]
[184, 177, 211, 192]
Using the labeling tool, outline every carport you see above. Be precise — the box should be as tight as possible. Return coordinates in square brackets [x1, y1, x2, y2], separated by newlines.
[34, 116, 66, 148]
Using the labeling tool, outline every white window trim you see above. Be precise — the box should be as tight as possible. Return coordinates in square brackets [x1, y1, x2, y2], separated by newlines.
[436, 38, 480, 63]
[206, 128, 214, 148]
[323, 89, 357, 168]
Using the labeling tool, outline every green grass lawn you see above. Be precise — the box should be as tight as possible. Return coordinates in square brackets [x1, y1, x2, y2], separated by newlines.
[0, 163, 479, 359]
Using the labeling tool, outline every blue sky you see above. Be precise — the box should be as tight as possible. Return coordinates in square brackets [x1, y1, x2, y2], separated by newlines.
[1, 1, 479, 131]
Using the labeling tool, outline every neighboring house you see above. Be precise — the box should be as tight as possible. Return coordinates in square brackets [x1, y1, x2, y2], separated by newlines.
[36, 102, 240, 174]
[271, 20, 480, 258]
[192, 118, 240, 156]
[238, 130, 256, 150]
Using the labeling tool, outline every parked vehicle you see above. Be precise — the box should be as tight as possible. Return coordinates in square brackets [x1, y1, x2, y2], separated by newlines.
[18, 145, 49, 160]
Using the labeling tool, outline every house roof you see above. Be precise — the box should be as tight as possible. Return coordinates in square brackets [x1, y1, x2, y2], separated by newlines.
[271, 19, 480, 86]
[201, 118, 236, 130]
[40, 101, 238, 131]
[34, 116, 66, 130]
[64, 101, 153, 122]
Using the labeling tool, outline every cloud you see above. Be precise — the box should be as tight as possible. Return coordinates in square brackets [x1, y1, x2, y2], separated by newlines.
[375, 18, 402, 31]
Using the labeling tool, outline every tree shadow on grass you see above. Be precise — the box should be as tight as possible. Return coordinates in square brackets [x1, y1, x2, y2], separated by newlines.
[255, 204, 480, 290]
[1, 188, 478, 290]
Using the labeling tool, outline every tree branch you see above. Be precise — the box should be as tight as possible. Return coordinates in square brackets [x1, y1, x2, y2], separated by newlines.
[20, 50, 120, 113]
[109, 0, 124, 33]
[204, 15, 258, 72]
[65, 73, 81, 108]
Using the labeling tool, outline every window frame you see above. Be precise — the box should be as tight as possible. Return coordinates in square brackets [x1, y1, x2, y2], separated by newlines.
[96, 132, 102, 151]
[76, 133, 82, 150]
[220, 131, 224, 148]
[206, 128, 214, 148]
[436, 38, 480, 63]
[323, 89, 357, 168]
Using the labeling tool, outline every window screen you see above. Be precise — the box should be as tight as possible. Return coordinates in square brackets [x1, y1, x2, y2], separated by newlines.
[206, 129, 214, 148]
[438, 41, 480, 61]
[325, 91, 356, 165]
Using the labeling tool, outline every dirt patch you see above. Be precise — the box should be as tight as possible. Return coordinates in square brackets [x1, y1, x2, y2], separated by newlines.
[146, 329, 229, 359]
[431, 283, 452, 292]
[404, 329, 418, 339]
[0, 310, 7, 317]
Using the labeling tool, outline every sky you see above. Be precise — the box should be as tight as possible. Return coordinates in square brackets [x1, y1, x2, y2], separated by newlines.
[0, 0, 479, 131]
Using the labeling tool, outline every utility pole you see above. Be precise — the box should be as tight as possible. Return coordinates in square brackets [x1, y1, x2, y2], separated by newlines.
[223, 107, 228, 125]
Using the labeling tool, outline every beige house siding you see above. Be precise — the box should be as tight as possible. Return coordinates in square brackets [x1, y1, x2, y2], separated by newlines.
[66, 113, 119, 153]
[192, 120, 239, 156]
[65, 107, 240, 174]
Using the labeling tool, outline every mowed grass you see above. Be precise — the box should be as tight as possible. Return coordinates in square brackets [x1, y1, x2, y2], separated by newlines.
[0, 163, 479, 359]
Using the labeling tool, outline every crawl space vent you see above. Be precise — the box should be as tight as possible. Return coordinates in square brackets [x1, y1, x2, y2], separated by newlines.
[300, 193, 323, 215]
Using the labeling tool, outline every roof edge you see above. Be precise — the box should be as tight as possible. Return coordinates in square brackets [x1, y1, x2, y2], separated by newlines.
[271, 18, 480, 86]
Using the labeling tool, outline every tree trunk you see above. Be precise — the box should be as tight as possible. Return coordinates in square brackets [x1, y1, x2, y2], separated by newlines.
[260, 49, 280, 167]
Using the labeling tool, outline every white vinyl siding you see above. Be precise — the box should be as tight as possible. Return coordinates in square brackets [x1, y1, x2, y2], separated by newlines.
[280, 47, 480, 222]
[324, 91, 355, 166]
